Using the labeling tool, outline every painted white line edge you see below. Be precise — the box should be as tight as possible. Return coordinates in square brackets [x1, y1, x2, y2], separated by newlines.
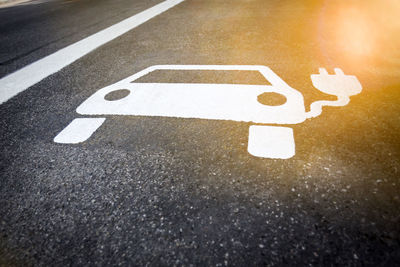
[54, 118, 105, 144]
[0, 0, 185, 104]
[247, 125, 295, 159]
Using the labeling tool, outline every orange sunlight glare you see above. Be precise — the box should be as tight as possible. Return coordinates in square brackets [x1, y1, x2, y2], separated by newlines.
[333, 7, 376, 57]
[320, 0, 400, 80]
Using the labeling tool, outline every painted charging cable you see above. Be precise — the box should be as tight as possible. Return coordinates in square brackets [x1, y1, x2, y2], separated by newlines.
[306, 68, 362, 119]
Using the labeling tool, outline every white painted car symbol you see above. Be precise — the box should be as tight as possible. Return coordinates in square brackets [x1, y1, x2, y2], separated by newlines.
[54, 65, 362, 159]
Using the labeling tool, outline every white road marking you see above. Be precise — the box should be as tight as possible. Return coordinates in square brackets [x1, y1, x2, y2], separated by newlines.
[307, 68, 362, 118]
[248, 125, 295, 159]
[76, 65, 306, 124]
[54, 118, 105, 144]
[0, 0, 32, 8]
[58, 65, 305, 158]
[55, 65, 362, 159]
[0, 0, 185, 104]
[78, 83, 303, 124]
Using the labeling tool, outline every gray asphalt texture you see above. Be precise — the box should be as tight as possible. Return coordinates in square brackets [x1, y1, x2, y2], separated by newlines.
[1, 0, 400, 265]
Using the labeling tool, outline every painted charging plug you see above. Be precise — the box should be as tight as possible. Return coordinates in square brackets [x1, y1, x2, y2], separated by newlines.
[306, 68, 362, 118]
[54, 65, 362, 159]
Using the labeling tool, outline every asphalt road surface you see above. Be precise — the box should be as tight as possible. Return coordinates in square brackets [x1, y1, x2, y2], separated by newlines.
[1, 0, 400, 265]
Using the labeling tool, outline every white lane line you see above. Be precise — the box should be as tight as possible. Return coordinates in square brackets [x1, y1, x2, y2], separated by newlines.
[0, 0, 185, 104]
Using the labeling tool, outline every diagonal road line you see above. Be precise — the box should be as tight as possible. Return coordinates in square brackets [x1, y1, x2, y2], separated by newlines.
[0, 0, 185, 104]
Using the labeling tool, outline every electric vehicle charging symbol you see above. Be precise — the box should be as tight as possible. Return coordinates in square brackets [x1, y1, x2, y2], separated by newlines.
[54, 65, 362, 159]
